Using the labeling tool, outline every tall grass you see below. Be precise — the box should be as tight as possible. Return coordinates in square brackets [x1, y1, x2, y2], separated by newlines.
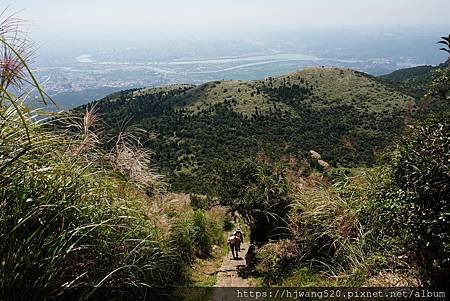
[0, 12, 185, 298]
[170, 207, 226, 264]
[289, 178, 371, 269]
[254, 172, 401, 286]
[1, 89, 185, 296]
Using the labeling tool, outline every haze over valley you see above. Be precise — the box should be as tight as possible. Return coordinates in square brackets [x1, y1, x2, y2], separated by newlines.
[34, 27, 448, 108]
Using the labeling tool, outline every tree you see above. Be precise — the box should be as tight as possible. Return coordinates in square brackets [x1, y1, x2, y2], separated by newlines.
[371, 36, 450, 286]
[213, 160, 291, 244]
[437, 34, 450, 55]
[427, 35, 450, 101]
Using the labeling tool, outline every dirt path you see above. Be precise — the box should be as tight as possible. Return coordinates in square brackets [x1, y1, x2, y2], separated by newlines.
[214, 241, 251, 287]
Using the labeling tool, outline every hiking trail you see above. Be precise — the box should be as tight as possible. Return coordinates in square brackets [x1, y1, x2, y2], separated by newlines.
[214, 241, 251, 287]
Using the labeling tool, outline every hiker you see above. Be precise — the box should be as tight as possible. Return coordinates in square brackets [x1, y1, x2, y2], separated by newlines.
[245, 244, 256, 268]
[234, 228, 244, 251]
[227, 234, 240, 260]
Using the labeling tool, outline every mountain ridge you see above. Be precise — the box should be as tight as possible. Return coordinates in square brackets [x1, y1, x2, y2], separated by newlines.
[76, 66, 429, 192]
[379, 60, 449, 99]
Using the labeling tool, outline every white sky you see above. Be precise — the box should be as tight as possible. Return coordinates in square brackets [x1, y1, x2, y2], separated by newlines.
[5, 0, 450, 44]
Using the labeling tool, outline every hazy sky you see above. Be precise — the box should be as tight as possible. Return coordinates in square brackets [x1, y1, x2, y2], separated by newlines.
[5, 0, 450, 46]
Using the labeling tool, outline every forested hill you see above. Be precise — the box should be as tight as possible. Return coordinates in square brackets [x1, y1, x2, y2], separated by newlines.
[379, 65, 436, 99]
[77, 67, 418, 192]
[378, 60, 449, 100]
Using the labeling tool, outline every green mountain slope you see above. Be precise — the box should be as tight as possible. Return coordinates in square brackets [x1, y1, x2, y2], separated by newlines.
[379, 65, 437, 99]
[78, 67, 417, 192]
[379, 61, 449, 99]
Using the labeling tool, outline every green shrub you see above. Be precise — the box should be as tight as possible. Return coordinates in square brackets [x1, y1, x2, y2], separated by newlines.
[0, 114, 184, 295]
[206, 209, 227, 246]
[370, 116, 450, 286]
[170, 209, 224, 263]
[280, 267, 330, 287]
[214, 160, 291, 244]
[223, 214, 234, 231]
[192, 210, 213, 257]
[255, 240, 298, 283]
[252, 171, 387, 285]
[190, 194, 211, 210]
[0, 23, 184, 298]
[289, 179, 371, 267]
[171, 213, 197, 264]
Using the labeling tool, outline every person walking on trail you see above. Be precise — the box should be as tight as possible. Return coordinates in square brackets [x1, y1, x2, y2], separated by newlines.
[234, 228, 244, 251]
[245, 245, 256, 268]
[227, 234, 241, 260]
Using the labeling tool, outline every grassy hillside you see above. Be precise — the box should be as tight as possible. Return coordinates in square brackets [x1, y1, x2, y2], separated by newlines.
[78, 67, 417, 192]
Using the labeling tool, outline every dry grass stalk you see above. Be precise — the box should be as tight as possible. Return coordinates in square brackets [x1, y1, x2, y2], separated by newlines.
[109, 129, 165, 192]
[0, 9, 33, 90]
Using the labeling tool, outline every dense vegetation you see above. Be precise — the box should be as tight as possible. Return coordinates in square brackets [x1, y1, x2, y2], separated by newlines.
[230, 117, 449, 286]
[370, 115, 449, 286]
[212, 160, 291, 244]
[379, 65, 438, 99]
[79, 68, 417, 192]
[379, 60, 450, 115]
[1, 91, 228, 299]
[67, 51, 449, 287]
[212, 37, 450, 287]
[0, 18, 229, 299]
[2, 9, 449, 295]
[211, 115, 449, 287]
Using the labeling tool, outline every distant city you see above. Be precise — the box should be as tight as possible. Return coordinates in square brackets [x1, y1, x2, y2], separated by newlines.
[32, 27, 449, 109]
